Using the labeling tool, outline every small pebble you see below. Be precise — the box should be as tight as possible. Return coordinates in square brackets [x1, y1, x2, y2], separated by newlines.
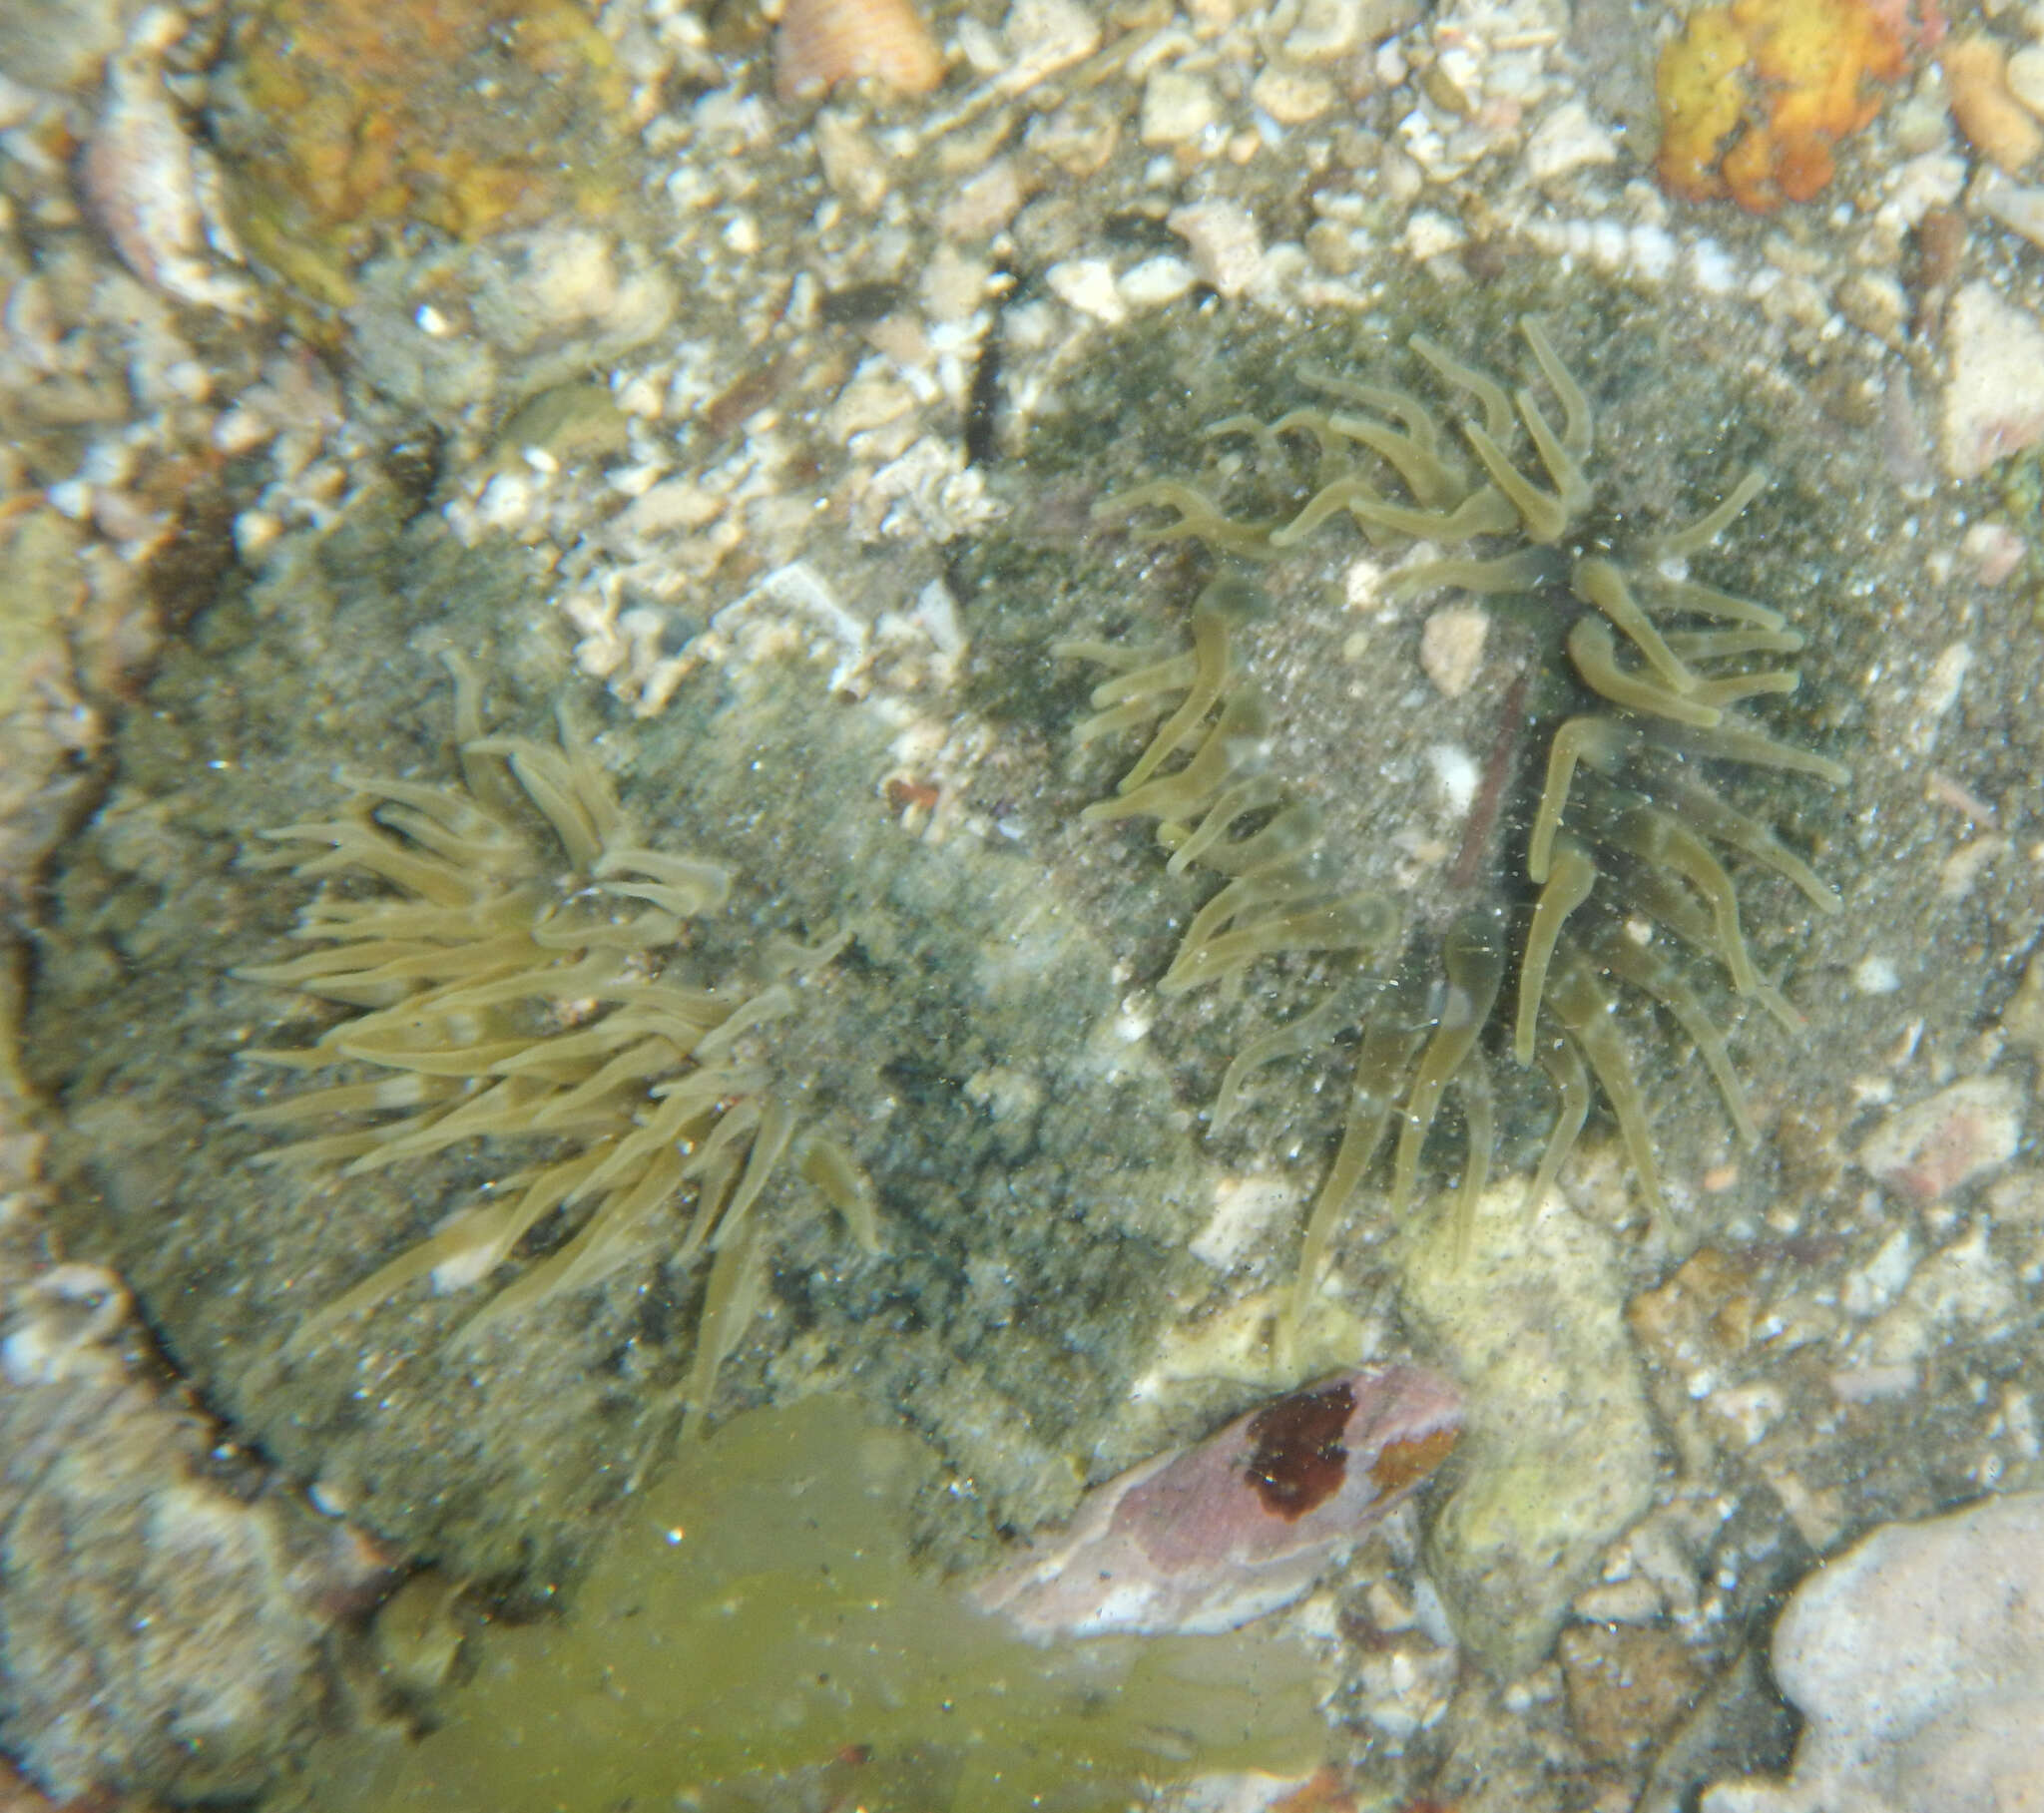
[1045, 257, 1127, 323]
[1117, 253, 1198, 308]
[1418, 602, 1487, 696]
[1975, 166, 2044, 252]
[1166, 200, 1266, 296]
[1141, 68, 1220, 145]
[1945, 35, 2043, 174]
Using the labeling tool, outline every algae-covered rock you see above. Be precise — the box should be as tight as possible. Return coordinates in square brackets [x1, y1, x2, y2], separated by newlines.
[1395, 1184, 1659, 1676]
[213, 0, 634, 308]
[290, 1395, 1326, 1813]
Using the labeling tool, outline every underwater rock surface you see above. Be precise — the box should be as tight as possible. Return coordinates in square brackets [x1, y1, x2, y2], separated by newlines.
[1703, 1491, 2044, 1813]
[0, 1191, 385, 1803]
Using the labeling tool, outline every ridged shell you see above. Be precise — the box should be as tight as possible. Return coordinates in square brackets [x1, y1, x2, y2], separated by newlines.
[774, 0, 945, 103]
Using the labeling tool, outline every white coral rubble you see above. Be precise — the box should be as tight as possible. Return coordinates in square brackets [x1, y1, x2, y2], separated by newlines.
[1704, 1491, 2044, 1813]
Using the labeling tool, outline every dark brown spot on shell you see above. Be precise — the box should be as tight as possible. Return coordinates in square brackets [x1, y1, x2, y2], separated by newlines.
[1367, 1423, 1459, 1498]
[1245, 1380, 1353, 1519]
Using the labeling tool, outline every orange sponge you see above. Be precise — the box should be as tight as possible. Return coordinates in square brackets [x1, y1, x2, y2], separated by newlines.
[1656, 0, 1907, 210]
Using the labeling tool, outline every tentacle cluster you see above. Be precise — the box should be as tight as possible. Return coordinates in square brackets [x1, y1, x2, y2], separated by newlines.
[233, 656, 876, 1431]
[1074, 318, 1846, 1313]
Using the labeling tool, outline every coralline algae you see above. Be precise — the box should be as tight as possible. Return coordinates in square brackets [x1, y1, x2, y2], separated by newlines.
[1704, 1491, 2044, 1813]
[975, 1364, 1463, 1640]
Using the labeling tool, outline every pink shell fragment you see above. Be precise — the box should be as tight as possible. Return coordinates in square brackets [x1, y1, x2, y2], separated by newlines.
[974, 1363, 1463, 1640]
[1857, 1076, 2022, 1204]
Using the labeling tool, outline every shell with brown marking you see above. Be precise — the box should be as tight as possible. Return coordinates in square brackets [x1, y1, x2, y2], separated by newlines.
[773, 0, 946, 103]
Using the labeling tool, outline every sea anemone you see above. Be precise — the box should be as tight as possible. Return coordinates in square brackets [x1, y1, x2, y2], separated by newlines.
[232, 655, 876, 1428]
[1066, 317, 1847, 1322]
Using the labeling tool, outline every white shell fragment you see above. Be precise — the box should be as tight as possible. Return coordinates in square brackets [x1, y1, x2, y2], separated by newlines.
[79, 7, 260, 318]
[974, 1364, 1463, 1639]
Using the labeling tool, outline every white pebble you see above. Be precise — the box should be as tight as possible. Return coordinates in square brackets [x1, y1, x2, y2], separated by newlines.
[1404, 209, 1467, 260]
[1046, 257, 1127, 323]
[476, 470, 535, 530]
[1118, 253, 1198, 308]
[2006, 42, 2044, 120]
[1853, 956, 1902, 995]
[1428, 743, 1479, 818]
[1524, 100, 1619, 183]
[1689, 238, 1738, 294]
[1842, 1227, 1916, 1316]
[1940, 283, 2044, 481]
[1140, 69, 1219, 146]
[1166, 200, 1266, 298]
[1629, 223, 1677, 282]
[233, 509, 280, 561]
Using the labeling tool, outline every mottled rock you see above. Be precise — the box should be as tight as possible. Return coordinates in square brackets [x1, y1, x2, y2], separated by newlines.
[1704, 1492, 2044, 1813]
[0, 0, 124, 92]
[1939, 283, 2044, 480]
[1396, 1185, 1659, 1676]
[0, 510, 102, 912]
[0, 1196, 385, 1802]
[346, 229, 675, 416]
[1559, 1622, 1707, 1762]
[212, 0, 633, 305]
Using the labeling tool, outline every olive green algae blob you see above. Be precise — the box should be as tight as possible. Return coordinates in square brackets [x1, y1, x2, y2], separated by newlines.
[20, 487, 1214, 1586]
[287, 1395, 1326, 1812]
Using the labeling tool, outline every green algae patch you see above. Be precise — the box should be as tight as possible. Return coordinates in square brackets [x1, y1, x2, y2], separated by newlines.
[300, 1396, 1326, 1812]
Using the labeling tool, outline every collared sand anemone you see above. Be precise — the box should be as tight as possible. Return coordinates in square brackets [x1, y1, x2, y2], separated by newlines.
[233, 654, 876, 1430]
[1064, 317, 1848, 1325]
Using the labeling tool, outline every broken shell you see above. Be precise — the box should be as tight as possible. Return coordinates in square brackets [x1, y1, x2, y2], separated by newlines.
[974, 1364, 1464, 1640]
[1946, 35, 2044, 176]
[79, 6, 259, 317]
[774, 0, 946, 102]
